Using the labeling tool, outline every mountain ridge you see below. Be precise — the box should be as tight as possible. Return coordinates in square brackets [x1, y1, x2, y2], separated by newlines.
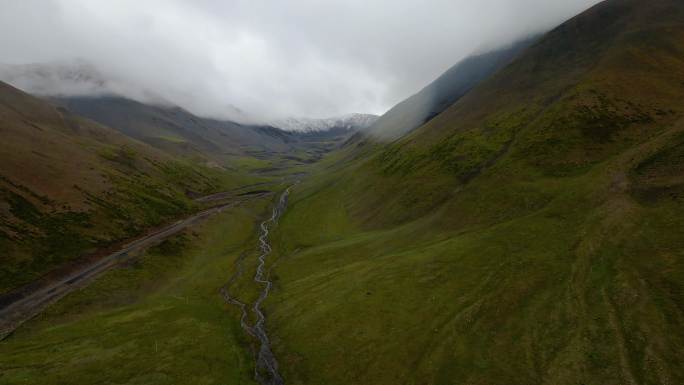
[364, 36, 538, 141]
[259, 0, 684, 383]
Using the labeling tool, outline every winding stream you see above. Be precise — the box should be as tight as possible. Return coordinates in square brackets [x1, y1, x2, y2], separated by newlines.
[222, 187, 292, 385]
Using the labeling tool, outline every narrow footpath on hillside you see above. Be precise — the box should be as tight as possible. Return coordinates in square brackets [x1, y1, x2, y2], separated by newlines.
[0, 190, 272, 340]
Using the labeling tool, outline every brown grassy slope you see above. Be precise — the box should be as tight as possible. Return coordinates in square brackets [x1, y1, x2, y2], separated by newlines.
[0, 82, 236, 293]
[50, 96, 297, 165]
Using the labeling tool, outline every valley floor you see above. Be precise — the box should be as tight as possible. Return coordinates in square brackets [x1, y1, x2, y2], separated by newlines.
[0, 196, 272, 384]
[2, 152, 684, 385]
[2, 148, 684, 385]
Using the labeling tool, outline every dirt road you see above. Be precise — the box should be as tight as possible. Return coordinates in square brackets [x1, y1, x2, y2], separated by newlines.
[0, 192, 270, 340]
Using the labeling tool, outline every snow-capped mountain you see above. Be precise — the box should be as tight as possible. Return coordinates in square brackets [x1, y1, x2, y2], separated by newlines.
[273, 113, 378, 133]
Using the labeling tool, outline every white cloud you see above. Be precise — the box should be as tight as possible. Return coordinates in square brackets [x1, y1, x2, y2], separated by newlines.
[0, 0, 601, 122]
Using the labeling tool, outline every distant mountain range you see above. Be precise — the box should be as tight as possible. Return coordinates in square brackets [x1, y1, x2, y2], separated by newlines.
[0, 61, 380, 175]
[49, 95, 293, 160]
[272, 114, 378, 133]
[0, 61, 377, 134]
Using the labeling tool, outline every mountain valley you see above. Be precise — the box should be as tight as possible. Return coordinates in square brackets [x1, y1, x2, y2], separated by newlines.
[1, 0, 684, 384]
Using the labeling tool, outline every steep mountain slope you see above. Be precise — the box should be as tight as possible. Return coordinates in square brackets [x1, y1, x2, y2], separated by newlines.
[50, 96, 370, 171]
[365, 37, 536, 141]
[258, 0, 684, 384]
[0, 81, 248, 294]
[50, 96, 295, 163]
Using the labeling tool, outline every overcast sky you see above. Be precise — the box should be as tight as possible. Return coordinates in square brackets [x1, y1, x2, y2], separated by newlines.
[0, 0, 600, 122]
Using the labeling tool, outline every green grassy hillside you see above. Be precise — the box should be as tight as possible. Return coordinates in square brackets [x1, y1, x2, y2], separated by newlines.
[0, 199, 269, 384]
[2, 0, 684, 384]
[0, 82, 258, 294]
[259, 0, 684, 383]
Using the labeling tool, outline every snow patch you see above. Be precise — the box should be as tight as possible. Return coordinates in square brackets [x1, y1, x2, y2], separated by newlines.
[272, 113, 378, 133]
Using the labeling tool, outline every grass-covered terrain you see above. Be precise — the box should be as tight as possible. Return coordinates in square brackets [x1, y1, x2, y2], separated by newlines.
[0, 199, 271, 385]
[254, 1, 684, 384]
[3, 0, 684, 384]
[269, 136, 684, 384]
[0, 81, 268, 294]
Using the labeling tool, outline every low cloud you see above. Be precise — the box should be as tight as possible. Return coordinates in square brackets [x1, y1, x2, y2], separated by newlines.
[0, 0, 600, 122]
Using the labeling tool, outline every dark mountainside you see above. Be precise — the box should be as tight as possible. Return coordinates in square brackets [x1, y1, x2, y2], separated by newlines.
[51, 96, 335, 164]
[49, 96, 372, 173]
[0, 82, 248, 294]
[365, 37, 537, 140]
